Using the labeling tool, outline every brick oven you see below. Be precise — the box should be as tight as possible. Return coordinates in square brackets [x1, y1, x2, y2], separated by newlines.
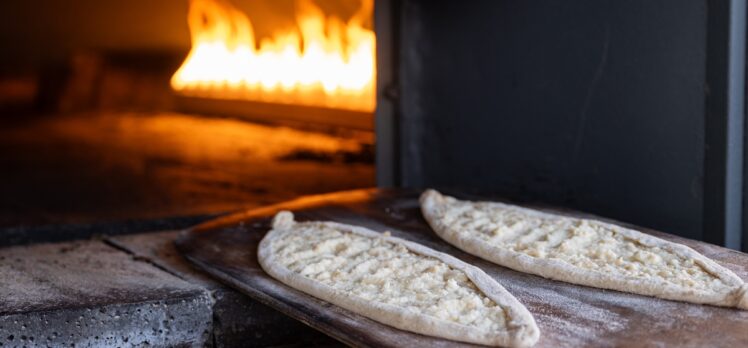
[1, 0, 747, 347]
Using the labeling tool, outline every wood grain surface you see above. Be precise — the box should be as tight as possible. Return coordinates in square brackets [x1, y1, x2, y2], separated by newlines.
[176, 188, 748, 347]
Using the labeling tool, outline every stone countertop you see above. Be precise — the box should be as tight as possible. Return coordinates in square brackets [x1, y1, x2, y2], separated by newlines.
[0, 232, 339, 348]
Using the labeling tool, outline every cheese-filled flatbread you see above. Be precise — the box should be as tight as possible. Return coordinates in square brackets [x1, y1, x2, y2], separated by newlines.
[420, 189, 747, 310]
[258, 211, 540, 347]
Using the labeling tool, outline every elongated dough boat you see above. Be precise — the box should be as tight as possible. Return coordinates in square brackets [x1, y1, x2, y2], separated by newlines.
[258, 211, 540, 347]
[420, 189, 748, 310]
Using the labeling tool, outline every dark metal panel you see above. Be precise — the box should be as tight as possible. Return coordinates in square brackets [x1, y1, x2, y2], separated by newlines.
[375, 0, 401, 186]
[398, 0, 709, 240]
[705, 0, 745, 250]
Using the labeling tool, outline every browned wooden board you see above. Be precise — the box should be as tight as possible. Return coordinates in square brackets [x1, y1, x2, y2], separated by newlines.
[175, 188, 748, 347]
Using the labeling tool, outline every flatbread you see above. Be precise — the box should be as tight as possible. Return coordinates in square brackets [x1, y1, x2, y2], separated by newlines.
[258, 211, 540, 347]
[420, 189, 748, 310]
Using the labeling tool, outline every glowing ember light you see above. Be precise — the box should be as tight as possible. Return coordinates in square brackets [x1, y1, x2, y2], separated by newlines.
[171, 0, 375, 113]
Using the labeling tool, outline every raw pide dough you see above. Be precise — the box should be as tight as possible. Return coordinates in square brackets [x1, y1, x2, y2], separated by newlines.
[420, 189, 748, 310]
[258, 211, 540, 347]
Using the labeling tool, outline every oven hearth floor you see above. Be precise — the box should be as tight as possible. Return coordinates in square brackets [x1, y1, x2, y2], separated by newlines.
[0, 112, 374, 231]
[0, 231, 341, 347]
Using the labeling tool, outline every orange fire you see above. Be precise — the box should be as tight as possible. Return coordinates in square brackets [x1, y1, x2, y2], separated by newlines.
[171, 0, 375, 113]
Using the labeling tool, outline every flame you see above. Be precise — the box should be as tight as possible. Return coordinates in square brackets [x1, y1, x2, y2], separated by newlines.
[171, 0, 375, 112]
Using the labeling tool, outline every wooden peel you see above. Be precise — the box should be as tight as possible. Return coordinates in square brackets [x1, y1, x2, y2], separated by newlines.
[176, 188, 748, 347]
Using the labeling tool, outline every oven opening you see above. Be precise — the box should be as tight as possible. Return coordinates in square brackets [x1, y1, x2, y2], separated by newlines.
[0, 0, 377, 238]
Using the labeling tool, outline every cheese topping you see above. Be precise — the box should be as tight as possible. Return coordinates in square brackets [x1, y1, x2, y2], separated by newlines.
[439, 200, 729, 292]
[271, 222, 508, 331]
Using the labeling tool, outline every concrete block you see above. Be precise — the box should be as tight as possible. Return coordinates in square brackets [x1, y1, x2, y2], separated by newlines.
[0, 241, 213, 347]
